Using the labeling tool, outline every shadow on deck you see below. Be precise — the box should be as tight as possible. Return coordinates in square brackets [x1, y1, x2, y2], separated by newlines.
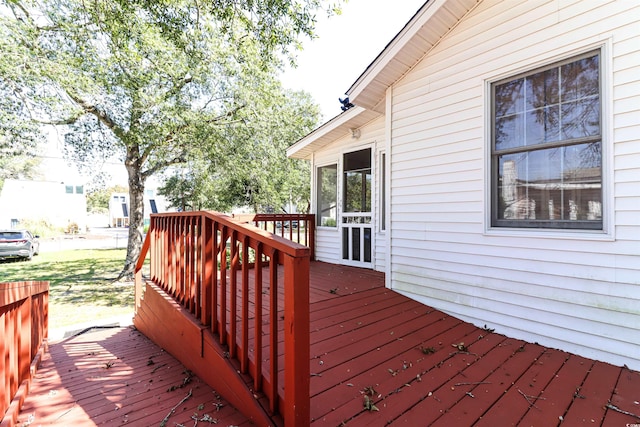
[18, 262, 640, 426]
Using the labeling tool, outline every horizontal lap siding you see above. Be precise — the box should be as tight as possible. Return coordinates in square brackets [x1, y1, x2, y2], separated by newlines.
[389, 0, 640, 369]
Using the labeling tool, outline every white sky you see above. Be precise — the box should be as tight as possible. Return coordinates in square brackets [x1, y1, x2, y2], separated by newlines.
[282, 0, 426, 120]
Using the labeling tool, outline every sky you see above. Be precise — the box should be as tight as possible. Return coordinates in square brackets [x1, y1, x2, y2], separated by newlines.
[282, 0, 426, 120]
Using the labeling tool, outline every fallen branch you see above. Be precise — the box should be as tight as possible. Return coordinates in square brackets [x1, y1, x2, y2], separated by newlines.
[151, 363, 168, 374]
[518, 388, 546, 410]
[454, 381, 491, 386]
[160, 388, 193, 427]
[606, 403, 640, 420]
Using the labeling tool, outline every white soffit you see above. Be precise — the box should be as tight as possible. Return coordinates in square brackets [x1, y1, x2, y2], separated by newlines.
[287, 106, 381, 159]
[348, 0, 481, 112]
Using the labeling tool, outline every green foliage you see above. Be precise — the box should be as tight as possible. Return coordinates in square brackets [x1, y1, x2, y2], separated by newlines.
[160, 88, 318, 213]
[0, 153, 42, 191]
[86, 185, 128, 214]
[15, 218, 62, 238]
[0, 0, 338, 276]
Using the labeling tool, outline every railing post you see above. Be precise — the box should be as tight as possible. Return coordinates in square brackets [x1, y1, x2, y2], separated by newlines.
[308, 215, 315, 261]
[283, 254, 310, 427]
[201, 215, 213, 326]
[19, 294, 32, 383]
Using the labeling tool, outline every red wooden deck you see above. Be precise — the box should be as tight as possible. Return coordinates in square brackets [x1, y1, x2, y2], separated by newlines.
[17, 262, 640, 426]
[15, 326, 252, 426]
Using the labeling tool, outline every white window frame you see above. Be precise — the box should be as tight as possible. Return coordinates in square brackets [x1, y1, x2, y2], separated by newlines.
[315, 162, 338, 228]
[484, 43, 614, 240]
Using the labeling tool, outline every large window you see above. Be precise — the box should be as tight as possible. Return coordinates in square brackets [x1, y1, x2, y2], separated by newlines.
[491, 51, 602, 230]
[316, 164, 337, 227]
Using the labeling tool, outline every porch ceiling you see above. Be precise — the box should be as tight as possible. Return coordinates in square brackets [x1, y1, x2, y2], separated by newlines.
[286, 106, 381, 159]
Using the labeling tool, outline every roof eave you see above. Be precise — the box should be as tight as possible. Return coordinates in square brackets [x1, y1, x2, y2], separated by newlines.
[287, 106, 381, 160]
[347, 0, 481, 110]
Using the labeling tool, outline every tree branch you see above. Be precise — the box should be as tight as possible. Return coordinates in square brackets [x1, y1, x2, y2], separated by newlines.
[65, 90, 128, 141]
[142, 155, 187, 180]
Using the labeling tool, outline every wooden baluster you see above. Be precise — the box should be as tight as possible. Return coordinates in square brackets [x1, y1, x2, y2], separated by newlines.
[211, 222, 219, 335]
[194, 216, 202, 319]
[229, 230, 238, 358]
[185, 216, 192, 311]
[268, 248, 278, 414]
[253, 243, 263, 392]
[219, 226, 227, 345]
[240, 235, 249, 373]
[201, 216, 212, 326]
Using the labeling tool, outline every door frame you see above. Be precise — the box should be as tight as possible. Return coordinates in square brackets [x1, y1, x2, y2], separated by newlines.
[339, 146, 375, 268]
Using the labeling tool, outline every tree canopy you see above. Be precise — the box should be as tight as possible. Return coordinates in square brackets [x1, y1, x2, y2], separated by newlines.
[0, 0, 338, 278]
[160, 87, 318, 214]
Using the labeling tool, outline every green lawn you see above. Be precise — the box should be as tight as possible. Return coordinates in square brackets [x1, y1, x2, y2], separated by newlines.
[0, 249, 134, 331]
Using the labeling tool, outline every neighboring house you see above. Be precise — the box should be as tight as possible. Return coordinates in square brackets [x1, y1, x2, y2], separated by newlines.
[0, 179, 87, 231]
[108, 189, 170, 228]
[288, 0, 639, 369]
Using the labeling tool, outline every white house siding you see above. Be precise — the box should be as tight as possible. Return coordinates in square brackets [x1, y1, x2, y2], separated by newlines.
[388, 0, 640, 369]
[0, 179, 87, 230]
[313, 117, 387, 269]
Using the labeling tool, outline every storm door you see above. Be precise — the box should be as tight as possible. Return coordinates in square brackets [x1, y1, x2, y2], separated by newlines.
[341, 148, 372, 267]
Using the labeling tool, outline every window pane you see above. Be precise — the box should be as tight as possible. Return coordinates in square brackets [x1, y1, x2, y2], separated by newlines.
[495, 113, 525, 150]
[526, 68, 559, 109]
[563, 143, 602, 221]
[345, 171, 363, 212]
[351, 227, 360, 261]
[497, 143, 601, 222]
[343, 149, 372, 213]
[317, 165, 337, 227]
[495, 79, 524, 116]
[342, 227, 349, 259]
[526, 105, 560, 145]
[364, 227, 371, 263]
[561, 98, 600, 139]
[561, 55, 599, 101]
[344, 148, 371, 171]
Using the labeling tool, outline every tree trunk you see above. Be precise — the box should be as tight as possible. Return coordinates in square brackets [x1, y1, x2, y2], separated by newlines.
[118, 153, 146, 280]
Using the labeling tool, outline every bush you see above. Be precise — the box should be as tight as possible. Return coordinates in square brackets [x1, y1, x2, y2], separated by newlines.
[16, 219, 62, 238]
[65, 222, 80, 234]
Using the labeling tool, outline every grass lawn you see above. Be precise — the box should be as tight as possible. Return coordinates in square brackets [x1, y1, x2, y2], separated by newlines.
[0, 249, 134, 332]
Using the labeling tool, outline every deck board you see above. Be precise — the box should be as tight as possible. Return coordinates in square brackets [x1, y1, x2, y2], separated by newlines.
[16, 261, 639, 426]
[17, 327, 252, 426]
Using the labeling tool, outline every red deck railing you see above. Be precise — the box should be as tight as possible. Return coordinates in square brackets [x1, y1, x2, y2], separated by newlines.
[0, 281, 49, 427]
[135, 212, 311, 426]
[232, 213, 315, 261]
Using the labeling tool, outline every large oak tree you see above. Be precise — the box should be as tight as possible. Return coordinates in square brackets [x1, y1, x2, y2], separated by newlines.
[1, 0, 338, 278]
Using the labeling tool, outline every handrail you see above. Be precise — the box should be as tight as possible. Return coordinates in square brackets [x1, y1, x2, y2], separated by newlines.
[0, 281, 49, 427]
[232, 213, 315, 261]
[134, 211, 310, 426]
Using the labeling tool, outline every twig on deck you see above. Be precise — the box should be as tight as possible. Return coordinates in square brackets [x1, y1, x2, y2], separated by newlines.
[151, 363, 168, 374]
[160, 388, 193, 427]
[454, 381, 491, 386]
[517, 388, 545, 410]
[606, 403, 640, 420]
